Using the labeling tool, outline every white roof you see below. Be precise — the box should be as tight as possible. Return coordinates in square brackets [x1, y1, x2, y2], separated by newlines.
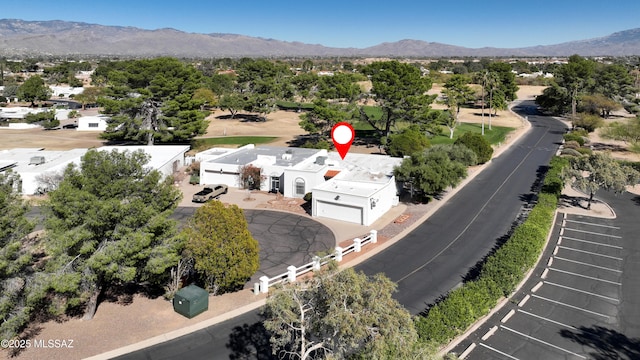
[98, 145, 189, 169]
[0, 148, 89, 174]
[314, 178, 391, 197]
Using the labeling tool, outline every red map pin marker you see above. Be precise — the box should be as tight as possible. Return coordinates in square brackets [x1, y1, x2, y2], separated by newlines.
[331, 122, 355, 160]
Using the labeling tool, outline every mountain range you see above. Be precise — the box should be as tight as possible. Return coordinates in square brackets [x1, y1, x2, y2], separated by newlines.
[1, 19, 640, 58]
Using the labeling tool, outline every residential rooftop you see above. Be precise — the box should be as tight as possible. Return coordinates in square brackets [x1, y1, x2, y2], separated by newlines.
[206, 146, 321, 167]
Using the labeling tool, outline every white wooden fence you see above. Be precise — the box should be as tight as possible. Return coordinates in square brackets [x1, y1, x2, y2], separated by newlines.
[254, 229, 378, 294]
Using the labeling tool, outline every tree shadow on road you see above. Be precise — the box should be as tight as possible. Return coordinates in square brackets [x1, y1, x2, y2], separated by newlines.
[226, 320, 276, 360]
[559, 325, 640, 360]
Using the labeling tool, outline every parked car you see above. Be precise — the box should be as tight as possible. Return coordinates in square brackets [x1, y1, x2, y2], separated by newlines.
[62, 123, 78, 129]
[192, 184, 228, 203]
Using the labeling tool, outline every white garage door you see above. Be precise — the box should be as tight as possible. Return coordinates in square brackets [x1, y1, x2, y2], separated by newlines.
[317, 200, 363, 225]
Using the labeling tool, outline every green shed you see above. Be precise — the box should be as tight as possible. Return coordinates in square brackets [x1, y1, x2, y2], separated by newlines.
[173, 285, 209, 318]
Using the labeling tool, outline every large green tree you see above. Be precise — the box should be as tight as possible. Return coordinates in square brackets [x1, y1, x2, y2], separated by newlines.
[96, 57, 209, 144]
[0, 171, 36, 339]
[234, 58, 294, 117]
[441, 74, 475, 138]
[394, 150, 467, 197]
[43, 149, 183, 320]
[263, 266, 428, 360]
[385, 125, 431, 157]
[487, 62, 519, 103]
[360, 61, 434, 138]
[298, 99, 347, 141]
[17, 75, 51, 106]
[562, 152, 640, 209]
[183, 201, 259, 294]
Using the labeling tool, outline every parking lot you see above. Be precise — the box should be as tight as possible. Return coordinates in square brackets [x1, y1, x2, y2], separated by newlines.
[459, 212, 625, 359]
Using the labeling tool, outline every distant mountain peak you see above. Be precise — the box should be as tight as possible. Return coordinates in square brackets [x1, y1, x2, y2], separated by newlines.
[0, 19, 639, 57]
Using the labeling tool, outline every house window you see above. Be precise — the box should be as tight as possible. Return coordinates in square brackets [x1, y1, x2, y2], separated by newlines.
[88, 123, 99, 128]
[295, 178, 305, 196]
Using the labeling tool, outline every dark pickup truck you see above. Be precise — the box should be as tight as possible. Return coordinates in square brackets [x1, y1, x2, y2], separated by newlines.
[192, 184, 228, 203]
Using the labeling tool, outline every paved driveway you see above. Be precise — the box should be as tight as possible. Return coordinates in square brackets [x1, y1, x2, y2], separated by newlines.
[170, 207, 336, 285]
[31, 206, 336, 286]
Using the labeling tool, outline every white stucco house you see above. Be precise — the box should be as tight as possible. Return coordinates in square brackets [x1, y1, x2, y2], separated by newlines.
[0, 148, 89, 194]
[77, 115, 109, 131]
[0, 145, 189, 195]
[197, 144, 402, 225]
[49, 86, 84, 99]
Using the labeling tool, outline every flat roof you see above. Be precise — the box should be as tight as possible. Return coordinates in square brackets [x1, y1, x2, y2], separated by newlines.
[315, 178, 389, 197]
[207, 146, 320, 167]
[0, 148, 88, 174]
[99, 145, 189, 170]
[1, 145, 189, 175]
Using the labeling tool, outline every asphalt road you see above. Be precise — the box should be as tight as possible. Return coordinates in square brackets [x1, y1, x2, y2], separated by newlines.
[114, 101, 568, 359]
[455, 190, 640, 360]
[355, 101, 567, 314]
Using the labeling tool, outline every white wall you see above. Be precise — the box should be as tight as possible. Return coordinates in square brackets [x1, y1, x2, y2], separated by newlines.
[283, 167, 326, 198]
[313, 187, 367, 224]
[312, 177, 398, 226]
[77, 116, 108, 131]
[200, 162, 242, 187]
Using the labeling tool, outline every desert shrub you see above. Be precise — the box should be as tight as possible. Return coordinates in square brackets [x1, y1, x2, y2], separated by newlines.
[303, 192, 312, 202]
[454, 132, 493, 164]
[542, 156, 569, 196]
[300, 139, 331, 150]
[573, 113, 604, 133]
[563, 140, 580, 150]
[576, 147, 593, 155]
[560, 148, 582, 156]
[425, 144, 478, 166]
[563, 132, 585, 146]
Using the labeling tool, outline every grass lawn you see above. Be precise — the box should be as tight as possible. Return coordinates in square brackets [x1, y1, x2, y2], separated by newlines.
[191, 136, 279, 151]
[430, 123, 514, 145]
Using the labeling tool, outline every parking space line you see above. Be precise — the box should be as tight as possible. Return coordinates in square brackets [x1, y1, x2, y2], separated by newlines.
[558, 246, 623, 261]
[531, 294, 610, 319]
[518, 309, 577, 330]
[543, 281, 619, 302]
[501, 325, 587, 359]
[561, 236, 623, 249]
[549, 268, 622, 285]
[478, 343, 520, 360]
[562, 227, 621, 238]
[554, 256, 622, 273]
[564, 219, 620, 229]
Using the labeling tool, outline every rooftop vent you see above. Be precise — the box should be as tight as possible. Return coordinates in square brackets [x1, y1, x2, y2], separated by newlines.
[29, 156, 45, 165]
[315, 156, 327, 165]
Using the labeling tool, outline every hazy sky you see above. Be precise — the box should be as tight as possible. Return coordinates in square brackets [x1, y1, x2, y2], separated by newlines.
[3, 0, 639, 49]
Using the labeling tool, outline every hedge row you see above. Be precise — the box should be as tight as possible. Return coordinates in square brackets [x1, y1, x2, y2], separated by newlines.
[415, 156, 566, 345]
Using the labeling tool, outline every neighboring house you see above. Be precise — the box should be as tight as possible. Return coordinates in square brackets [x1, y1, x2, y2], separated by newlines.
[197, 144, 402, 225]
[0, 107, 47, 120]
[77, 115, 109, 131]
[49, 86, 84, 99]
[0, 145, 189, 194]
[0, 148, 89, 194]
[198, 145, 323, 192]
[97, 145, 189, 178]
[0, 107, 71, 121]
